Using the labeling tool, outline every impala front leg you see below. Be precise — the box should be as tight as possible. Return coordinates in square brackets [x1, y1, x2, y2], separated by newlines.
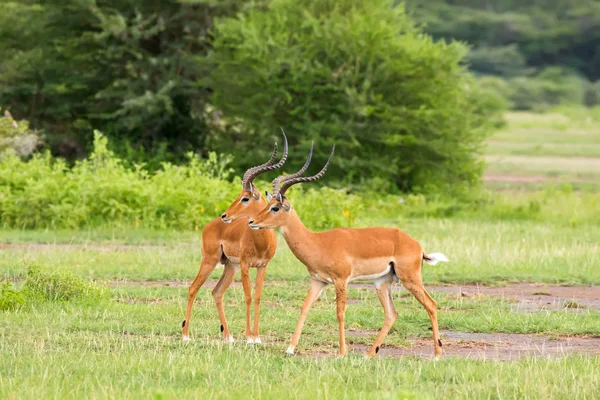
[240, 264, 254, 343]
[334, 279, 349, 356]
[252, 266, 267, 344]
[286, 279, 327, 355]
[182, 254, 220, 341]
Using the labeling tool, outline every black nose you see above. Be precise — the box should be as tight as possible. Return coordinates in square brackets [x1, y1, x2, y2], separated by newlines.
[248, 220, 254, 224]
[221, 214, 227, 219]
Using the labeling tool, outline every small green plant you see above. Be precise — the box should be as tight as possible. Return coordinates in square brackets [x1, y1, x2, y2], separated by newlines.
[25, 264, 107, 302]
[0, 281, 25, 311]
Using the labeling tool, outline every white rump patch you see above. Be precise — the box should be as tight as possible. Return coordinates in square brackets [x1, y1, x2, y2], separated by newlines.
[424, 253, 449, 266]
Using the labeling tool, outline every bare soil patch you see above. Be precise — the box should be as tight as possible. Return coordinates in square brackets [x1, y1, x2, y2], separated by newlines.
[299, 330, 600, 361]
[109, 280, 600, 312]
[358, 330, 600, 361]
[484, 174, 548, 183]
[422, 283, 600, 313]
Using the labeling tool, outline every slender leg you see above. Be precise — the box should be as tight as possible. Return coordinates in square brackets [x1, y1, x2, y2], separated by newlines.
[402, 277, 442, 358]
[252, 266, 267, 344]
[211, 263, 238, 343]
[366, 278, 398, 357]
[334, 279, 349, 356]
[182, 255, 220, 340]
[286, 279, 327, 355]
[240, 264, 254, 343]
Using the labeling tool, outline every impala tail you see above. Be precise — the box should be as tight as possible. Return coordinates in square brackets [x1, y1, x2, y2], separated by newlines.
[423, 252, 449, 266]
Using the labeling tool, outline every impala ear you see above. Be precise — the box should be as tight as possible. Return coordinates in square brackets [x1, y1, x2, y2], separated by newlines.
[282, 202, 291, 212]
[266, 191, 274, 202]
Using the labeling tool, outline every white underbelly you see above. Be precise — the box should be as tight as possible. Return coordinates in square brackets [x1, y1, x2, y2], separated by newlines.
[349, 262, 396, 282]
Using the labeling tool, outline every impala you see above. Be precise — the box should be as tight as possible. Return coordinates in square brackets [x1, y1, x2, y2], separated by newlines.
[182, 130, 288, 344]
[247, 146, 449, 357]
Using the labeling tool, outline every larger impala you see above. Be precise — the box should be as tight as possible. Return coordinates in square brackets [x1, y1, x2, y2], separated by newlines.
[182, 130, 288, 344]
[247, 146, 449, 358]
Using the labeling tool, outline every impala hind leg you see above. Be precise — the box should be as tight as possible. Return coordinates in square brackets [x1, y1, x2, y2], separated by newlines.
[251, 266, 267, 344]
[286, 279, 327, 355]
[366, 278, 398, 357]
[212, 263, 238, 343]
[402, 275, 442, 358]
[182, 255, 220, 340]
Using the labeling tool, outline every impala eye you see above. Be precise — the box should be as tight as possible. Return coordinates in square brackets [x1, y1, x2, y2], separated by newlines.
[271, 206, 280, 213]
[241, 198, 250, 203]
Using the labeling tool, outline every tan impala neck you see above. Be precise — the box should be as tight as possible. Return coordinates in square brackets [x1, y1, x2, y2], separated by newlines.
[279, 210, 318, 265]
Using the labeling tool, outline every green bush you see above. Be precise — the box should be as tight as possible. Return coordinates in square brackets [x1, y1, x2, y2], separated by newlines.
[0, 281, 25, 311]
[0, 131, 239, 229]
[507, 68, 587, 111]
[0, 109, 40, 157]
[206, 0, 501, 195]
[25, 264, 107, 302]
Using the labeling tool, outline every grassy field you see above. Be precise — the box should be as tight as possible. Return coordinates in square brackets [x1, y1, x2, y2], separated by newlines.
[2, 110, 600, 399]
[484, 111, 600, 189]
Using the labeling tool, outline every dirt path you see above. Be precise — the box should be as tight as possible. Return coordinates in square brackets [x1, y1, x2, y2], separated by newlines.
[343, 330, 600, 361]
[109, 280, 600, 312]
[108, 280, 600, 360]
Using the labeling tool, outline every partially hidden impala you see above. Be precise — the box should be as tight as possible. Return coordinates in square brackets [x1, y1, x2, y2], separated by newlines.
[182, 130, 288, 344]
[246, 145, 449, 358]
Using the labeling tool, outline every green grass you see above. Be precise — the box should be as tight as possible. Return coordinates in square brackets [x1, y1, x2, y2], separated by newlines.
[484, 111, 600, 189]
[2, 109, 600, 399]
[1, 221, 600, 398]
[2, 270, 600, 399]
[1, 219, 599, 285]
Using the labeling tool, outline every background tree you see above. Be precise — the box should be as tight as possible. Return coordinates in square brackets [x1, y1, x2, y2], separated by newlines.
[205, 0, 500, 194]
[0, 0, 243, 164]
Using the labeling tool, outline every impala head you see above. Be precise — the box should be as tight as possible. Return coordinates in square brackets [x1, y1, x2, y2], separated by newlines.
[221, 129, 288, 223]
[248, 144, 335, 230]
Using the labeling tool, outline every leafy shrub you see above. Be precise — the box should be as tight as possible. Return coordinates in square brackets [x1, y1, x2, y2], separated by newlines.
[206, 0, 500, 195]
[0, 282, 25, 311]
[293, 186, 364, 230]
[0, 109, 40, 158]
[0, 131, 239, 229]
[507, 68, 587, 111]
[25, 264, 107, 302]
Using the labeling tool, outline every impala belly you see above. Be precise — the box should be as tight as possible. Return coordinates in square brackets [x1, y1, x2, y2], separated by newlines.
[349, 257, 397, 282]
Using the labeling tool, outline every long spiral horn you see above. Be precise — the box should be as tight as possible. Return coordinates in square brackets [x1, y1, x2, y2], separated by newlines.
[275, 144, 335, 197]
[241, 128, 288, 191]
[271, 141, 314, 194]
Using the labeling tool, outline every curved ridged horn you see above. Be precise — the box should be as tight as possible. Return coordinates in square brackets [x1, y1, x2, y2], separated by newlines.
[276, 144, 335, 197]
[241, 128, 289, 191]
[271, 141, 314, 194]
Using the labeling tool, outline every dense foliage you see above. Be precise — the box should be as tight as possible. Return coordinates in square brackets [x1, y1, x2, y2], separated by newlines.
[0, 0, 499, 194]
[409, 0, 600, 110]
[207, 0, 499, 192]
[410, 0, 600, 80]
[2, 0, 597, 191]
[0, 0, 244, 162]
[0, 133, 598, 231]
[0, 133, 360, 230]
